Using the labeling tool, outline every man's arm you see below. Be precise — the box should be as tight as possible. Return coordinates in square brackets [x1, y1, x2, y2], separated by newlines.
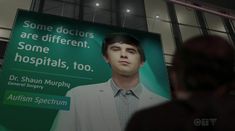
[50, 91, 79, 131]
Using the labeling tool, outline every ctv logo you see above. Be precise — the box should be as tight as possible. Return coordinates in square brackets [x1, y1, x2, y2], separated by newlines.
[193, 118, 217, 126]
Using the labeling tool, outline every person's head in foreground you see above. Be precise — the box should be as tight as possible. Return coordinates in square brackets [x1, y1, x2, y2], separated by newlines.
[171, 34, 235, 99]
[125, 35, 235, 131]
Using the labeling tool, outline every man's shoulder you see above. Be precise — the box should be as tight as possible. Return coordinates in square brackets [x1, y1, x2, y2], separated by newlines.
[67, 80, 110, 95]
[142, 86, 169, 101]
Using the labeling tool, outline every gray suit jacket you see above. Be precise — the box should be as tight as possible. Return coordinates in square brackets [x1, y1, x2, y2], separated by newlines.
[51, 79, 168, 131]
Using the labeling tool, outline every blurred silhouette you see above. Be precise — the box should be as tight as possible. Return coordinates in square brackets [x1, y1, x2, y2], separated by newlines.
[126, 35, 235, 131]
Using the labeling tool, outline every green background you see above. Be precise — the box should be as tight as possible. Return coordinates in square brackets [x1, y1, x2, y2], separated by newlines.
[0, 10, 171, 131]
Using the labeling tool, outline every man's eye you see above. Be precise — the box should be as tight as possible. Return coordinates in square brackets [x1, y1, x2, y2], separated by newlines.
[111, 47, 120, 51]
[127, 49, 136, 54]
[110, 46, 120, 51]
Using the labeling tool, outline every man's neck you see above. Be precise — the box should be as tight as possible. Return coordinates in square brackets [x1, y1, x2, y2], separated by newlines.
[112, 73, 140, 90]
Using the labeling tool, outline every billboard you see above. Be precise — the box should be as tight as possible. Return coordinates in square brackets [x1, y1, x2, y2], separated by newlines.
[0, 10, 171, 131]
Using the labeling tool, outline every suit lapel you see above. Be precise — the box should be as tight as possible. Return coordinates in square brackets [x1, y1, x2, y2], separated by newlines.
[138, 88, 155, 110]
[138, 88, 168, 110]
[97, 80, 121, 131]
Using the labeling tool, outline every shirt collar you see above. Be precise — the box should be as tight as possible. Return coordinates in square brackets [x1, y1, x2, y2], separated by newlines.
[110, 78, 142, 99]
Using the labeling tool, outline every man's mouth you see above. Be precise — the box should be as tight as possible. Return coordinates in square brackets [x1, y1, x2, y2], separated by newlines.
[119, 61, 130, 65]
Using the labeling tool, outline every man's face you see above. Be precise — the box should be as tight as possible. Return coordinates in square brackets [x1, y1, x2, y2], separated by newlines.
[104, 42, 144, 76]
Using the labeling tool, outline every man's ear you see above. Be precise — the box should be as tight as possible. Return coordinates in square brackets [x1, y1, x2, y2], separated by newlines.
[171, 71, 190, 99]
[170, 72, 179, 90]
[140, 61, 145, 67]
[103, 55, 109, 63]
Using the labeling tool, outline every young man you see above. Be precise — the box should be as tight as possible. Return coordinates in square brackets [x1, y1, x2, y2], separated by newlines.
[50, 33, 167, 131]
[126, 35, 235, 131]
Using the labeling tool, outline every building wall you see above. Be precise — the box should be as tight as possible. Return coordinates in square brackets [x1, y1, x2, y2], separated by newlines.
[0, 0, 234, 67]
[0, 0, 32, 40]
[145, 0, 235, 65]
[0, 0, 32, 66]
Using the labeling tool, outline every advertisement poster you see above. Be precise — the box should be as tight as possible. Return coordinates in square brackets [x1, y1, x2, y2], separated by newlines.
[0, 10, 171, 131]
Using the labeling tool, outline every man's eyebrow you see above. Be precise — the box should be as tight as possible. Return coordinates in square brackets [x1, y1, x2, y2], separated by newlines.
[126, 47, 137, 51]
[109, 45, 120, 48]
[109, 45, 120, 49]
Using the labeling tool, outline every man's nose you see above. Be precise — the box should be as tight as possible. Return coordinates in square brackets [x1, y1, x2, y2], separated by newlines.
[120, 50, 127, 58]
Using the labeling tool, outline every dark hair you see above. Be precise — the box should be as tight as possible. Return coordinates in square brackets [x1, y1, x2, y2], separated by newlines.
[101, 33, 146, 62]
[172, 35, 235, 91]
